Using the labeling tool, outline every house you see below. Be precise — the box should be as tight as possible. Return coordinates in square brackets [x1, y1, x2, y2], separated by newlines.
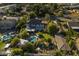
[68, 21, 79, 31]
[50, 15, 59, 20]
[75, 38, 79, 50]
[0, 16, 19, 33]
[26, 19, 48, 32]
[54, 35, 71, 51]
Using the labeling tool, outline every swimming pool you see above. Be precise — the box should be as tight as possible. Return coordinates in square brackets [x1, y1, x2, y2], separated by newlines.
[0, 35, 11, 41]
[0, 33, 15, 41]
[30, 36, 38, 43]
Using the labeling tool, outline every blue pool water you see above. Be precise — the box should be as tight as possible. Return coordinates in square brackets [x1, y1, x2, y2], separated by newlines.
[1, 35, 11, 41]
[30, 36, 37, 42]
[0, 33, 15, 41]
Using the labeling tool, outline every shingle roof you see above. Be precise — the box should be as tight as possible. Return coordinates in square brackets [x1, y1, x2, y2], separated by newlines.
[28, 20, 41, 24]
[28, 19, 48, 25]
[54, 35, 71, 50]
[69, 22, 79, 27]
[75, 38, 79, 50]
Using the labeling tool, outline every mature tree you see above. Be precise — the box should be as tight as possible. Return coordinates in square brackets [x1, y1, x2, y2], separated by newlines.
[68, 39, 74, 48]
[68, 29, 78, 37]
[31, 4, 45, 17]
[21, 42, 35, 53]
[66, 37, 76, 50]
[5, 4, 23, 16]
[6, 4, 64, 17]
[16, 15, 28, 31]
[19, 29, 29, 39]
[47, 21, 59, 36]
[44, 14, 50, 21]
[28, 4, 51, 17]
[29, 11, 36, 19]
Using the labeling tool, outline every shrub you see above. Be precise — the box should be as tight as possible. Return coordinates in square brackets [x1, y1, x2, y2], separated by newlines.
[19, 29, 29, 39]
[10, 37, 20, 47]
[21, 42, 35, 53]
[11, 48, 23, 56]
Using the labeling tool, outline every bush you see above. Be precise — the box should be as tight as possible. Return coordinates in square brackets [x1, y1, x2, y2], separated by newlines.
[47, 21, 59, 36]
[11, 48, 23, 56]
[21, 42, 35, 53]
[37, 32, 52, 42]
[19, 29, 29, 39]
[0, 41, 5, 51]
[67, 29, 78, 37]
[10, 37, 20, 47]
[39, 34, 44, 38]
[59, 31, 67, 36]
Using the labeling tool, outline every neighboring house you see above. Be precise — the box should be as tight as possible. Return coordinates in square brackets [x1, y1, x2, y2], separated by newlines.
[58, 17, 70, 22]
[54, 35, 71, 51]
[50, 15, 59, 20]
[26, 19, 48, 32]
[68, 21, 79, 31]
[17, 39, 28, 46]
[0, 16, 19, 32]
[75, 38, 79, 50]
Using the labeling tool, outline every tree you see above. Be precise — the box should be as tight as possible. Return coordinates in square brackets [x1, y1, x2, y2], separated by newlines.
[47, 21, 59, 36]
[54, 50, 63, 56]
[67, 38, 76, 50]
[21, 42, 35, 53]
[59, 31, 67, 36]
[11, 48, 23, 56]
[19, 29, 29, 39]
[16, 15, 28, 31]
[29, 4, 51, 17]
[57, 11, 64, 17]
[44, 14, 50, 21]
[6, 4, 24, 16]
[68, 39, 74, 49]
[10, 37, 20, 47]
[29, 11, 36, 19]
